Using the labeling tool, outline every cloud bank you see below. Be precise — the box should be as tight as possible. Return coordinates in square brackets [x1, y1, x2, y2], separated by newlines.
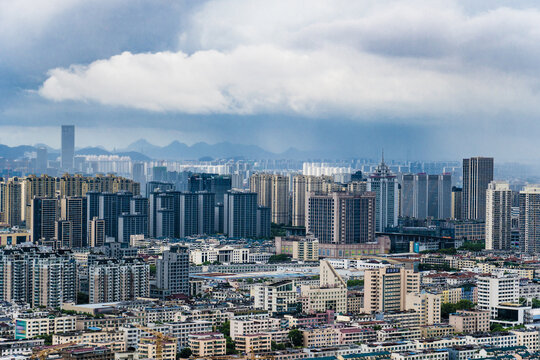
[38, 0, 540, 123]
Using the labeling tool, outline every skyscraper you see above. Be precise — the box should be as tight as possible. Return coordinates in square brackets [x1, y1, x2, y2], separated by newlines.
[485, 182, 512, 250]
[519, 185, 540, 253]
[89, 217, 105, 247]
[462, 157, 494, 221]
[367, 158, 398, 232]
[61, 125, 75, 171]
[223, 190, 258, 238]
[306, 192, 376, 244]
[36, 146, 48, 173]
[400, 173, 451, 220]
[60, 197, 87, 248]
[451, 187, 463, 220]
[271, 175, 289, 225]
[31, 198, 58, 242]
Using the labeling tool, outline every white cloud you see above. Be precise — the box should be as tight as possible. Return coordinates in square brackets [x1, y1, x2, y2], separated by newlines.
[38, 0, 540, 121]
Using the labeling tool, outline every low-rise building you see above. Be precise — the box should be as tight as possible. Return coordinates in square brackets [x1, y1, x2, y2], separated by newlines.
[449, 310, 490, 334]
[15, 316, 77, 339]
[138, 337, 176, 360]
[235, 333, 271, 354]
[188, 332, 226, 357]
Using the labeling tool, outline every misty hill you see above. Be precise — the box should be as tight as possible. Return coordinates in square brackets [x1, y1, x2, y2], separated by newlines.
[123, 139, 309, 160]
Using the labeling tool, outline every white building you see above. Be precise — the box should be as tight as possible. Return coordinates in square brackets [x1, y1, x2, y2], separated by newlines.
[477, 274, 519, 318]
[485, 181, 512, 250]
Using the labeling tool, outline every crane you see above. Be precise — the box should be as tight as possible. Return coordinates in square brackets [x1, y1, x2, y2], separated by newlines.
[131, 323, 176, 360]
[31, 342, 77, 360]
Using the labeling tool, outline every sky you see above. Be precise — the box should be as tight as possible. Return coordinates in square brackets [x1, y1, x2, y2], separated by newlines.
[1, 0, 540, 161]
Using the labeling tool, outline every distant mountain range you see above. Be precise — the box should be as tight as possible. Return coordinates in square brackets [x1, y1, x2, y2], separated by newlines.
[121, 139, 308, 160]
[0, 140, 310, 161]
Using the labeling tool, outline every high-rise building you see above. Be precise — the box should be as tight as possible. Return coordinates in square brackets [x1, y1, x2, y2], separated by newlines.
[0, 247, 77, 308]
[307, 192, 376, 244]
[250, 173, 272, 208]
[477, 275, 519, 318]
[271, 175, 289, 225]
[519, 185, 540, 253]
[118, 213, 148, 243]
[89, 217, 105, 247]
[486, 182, 512, 250]
[31, 198, 58, 242]
[189, 174, 231, 204]
[367, 159, 398, 231]
[23, 175, 57, 224]
[2, 178, 23, 227]
[61, 125, 75, 171]
[55, 219, 72, 249]
[156, 246, 190, 297]
[400, 173, 451, 220]
[88, 258, 149, 303]
[292, 175, 307, 227]
[256, 206, 271, 238]
[462, 157, 494, 221]
[132, 163, 146, 187]
[60, 197, 87, 248]
[223, 191, 258, 238]
[99, 193, 119, 240]
[36, 146, 48, 173]
[363, 267, 420, 313]
[451, 187, 463, 220]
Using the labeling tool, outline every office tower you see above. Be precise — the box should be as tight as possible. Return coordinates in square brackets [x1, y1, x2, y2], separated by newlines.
[271, 175, 289, 225]
[31, 198, 59, 242]
[132, 162, 146, 185]
[89, 217, 105, 247]
[477, 275, 519, 318]
[363, 267, 420, 313]
[60, 197, 87, 248]
[86, 191, 100, 230]
[36, 146, 48, 173]
[99, 193, 119, 240]
[215, 203, 224, 234]
[0, 247, 76, 307]
[118, 214, 148, 243]
[3, 178, 22, 227]
[367, 159, 398, 231]
[156, 246, 190, 296]
[462, 157, 494, 221]
[223, 191, 258, 238]
[451, 187, 463, 220]
[146, 181, 174, 196]
[250, 173, 272, 208]
[55, 220, 72, 249]
[256, 206, 271, 238]
[485, 182, 512, 250]
[61, 125, 75, 170]
[177, 192, 198, 238]
[306, 192, 376, 244]
[88, 258, 149, 303]
[23, 175, 57, 224]
[414, 173, 428, 219]
[400, 174, 415, 217]
[519, 185, 540, 253]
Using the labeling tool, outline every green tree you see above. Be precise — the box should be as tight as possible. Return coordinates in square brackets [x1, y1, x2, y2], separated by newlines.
[178, 348, 192, 358]
[532, 298, 540, 308]
[490, 323, 505, 332]
[218, 320, 230, 337]
[271, 341, 287, 351]
[150, 264, 157, 276]
[459, 242, 485, 252]
[441, 300, 475, 319]
[347, 279, 364, 287]
[288, 329, 303, 347]
[36, 334, 52, 345]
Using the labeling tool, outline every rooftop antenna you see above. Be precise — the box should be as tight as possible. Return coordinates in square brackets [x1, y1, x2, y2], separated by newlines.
[381, 148, 385, 164]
